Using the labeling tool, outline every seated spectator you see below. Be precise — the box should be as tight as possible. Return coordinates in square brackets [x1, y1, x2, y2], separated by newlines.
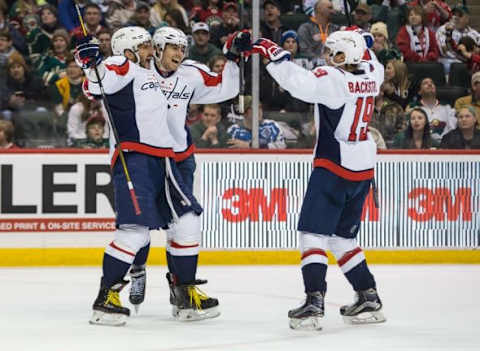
[187, 22, 221, 64]
[190, 103, 228, 148]
[190, 0, 223, 29]
[383, 59, 415, 109]
[24, 14, 51, 57]
[455, 72, 480, 127]
[453, 36, 480, 75]
[409, 77, 457, 143]
[49, 29, 71, 64]
[396, 5, 439, 63]
[73, 116, 109, 148]
[150, 0, 188, 29]
[370, 0, 408, 42]
[436, 5, 480, 74]
[126, 2, 157, 35]
[370, 21, 402, 66]
[408, 0, 450, 31]
[9, 0, 39, 21]
[0, 119, 19, 149]
[392, 107, 437, 149]
[227, 96, 286, 149]
[260, 0, 287, 45]
[165, 8, 191, 34]
[39, 5, 63, 38]
[208, 54, 227, 73]
[210, 2, 239, 47]
[0, 31, 20, 78]
[67, 94, 108, 144]
[297, 0, 339, 65]
[371, 91, 406, 148]
[440, 107, 480, 149]
[97, 28, 113, 58]
[71, 4, 106, 45]
[352, 3, 372, 31]
[0, 9, 27, 55]
[48, 54, 84, 117]
[282, 29, 312, 69]
[106, 0, 137, 31]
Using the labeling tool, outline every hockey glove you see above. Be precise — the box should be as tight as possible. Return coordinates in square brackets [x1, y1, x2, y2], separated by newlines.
[74, 35, 103, 69]
[223, 30, 252, 61]
[251, 38, 291, 63]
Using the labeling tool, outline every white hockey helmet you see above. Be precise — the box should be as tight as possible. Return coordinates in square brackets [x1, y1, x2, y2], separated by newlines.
[152, 26, 188, 60]
[111, 26, 152, 62]
[324, 30, 366, 67]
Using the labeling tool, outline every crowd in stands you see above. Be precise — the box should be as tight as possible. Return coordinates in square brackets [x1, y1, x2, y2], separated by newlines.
[1, 0, 480, 150]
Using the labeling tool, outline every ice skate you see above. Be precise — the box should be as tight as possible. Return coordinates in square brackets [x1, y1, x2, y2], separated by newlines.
[167, 273, 209, 317]
[172, 282, 219, 321]
[288, 291, 324, 331]
[340, 288, 386, 324]
[129, 266, 146, 313]
[90, 278, 130, 326]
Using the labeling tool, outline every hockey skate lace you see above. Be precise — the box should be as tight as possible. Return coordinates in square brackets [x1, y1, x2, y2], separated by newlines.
[106, 291, 122, 307]
[187, 286, 209, 310]
[131, 276, 144, 296]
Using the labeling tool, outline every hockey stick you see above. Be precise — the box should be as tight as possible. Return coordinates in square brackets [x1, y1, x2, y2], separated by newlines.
[344, 0, 352, 26]
[238, 0, 245, 114]
[74, 3, 141, 215]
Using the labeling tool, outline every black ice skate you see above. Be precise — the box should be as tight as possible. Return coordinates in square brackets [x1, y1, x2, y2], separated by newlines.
[166, 273, 209, 317]
[288, 291, 325, 330]
[172, 282, 220, 321]
[129, 265, 146, 313]
[90, 278, 130, 326]
[340, 288, 386, 324]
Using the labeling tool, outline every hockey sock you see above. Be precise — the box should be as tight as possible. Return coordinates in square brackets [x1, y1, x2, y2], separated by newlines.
[102, 253, 131, 288]
[343, 260, 376, 291]
[301, 263, 327, 293]
[171, 255, 198, 285]
[166, 251, 175, 274]
[132, 243, 150, 267]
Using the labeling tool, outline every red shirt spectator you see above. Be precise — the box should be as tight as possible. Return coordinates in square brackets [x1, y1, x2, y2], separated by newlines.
[408, 0, 451, 30]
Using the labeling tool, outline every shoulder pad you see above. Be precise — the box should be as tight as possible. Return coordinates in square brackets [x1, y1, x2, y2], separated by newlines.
[181, 59, 211, 72]
[105, 56, 129, 66]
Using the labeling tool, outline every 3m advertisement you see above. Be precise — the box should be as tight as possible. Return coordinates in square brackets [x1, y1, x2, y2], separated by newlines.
[0, 151, 479, 251]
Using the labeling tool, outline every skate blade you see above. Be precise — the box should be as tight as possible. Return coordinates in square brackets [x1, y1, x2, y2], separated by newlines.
[342, 310, 386, 325]
[175, 306, 220, 321]
[289, 317, 322, 331]
[133, 304, 140, 314]
[89, 310, 127, 326]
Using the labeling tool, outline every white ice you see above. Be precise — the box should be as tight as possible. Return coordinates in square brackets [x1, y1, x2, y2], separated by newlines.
[0, 265, 479, 351]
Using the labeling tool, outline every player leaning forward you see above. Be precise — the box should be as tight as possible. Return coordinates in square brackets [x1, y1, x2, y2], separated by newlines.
[251, 30, 386, 330]
[75, 27, 218, 326]
[127, 27, 251, 314]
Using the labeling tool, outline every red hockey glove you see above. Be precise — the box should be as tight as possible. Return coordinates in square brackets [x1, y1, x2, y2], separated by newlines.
[223, 30, 252, 61]
[251, 38, 291, 63]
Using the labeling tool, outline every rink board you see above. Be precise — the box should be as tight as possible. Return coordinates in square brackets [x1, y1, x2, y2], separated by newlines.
[0, 150, 479, 266]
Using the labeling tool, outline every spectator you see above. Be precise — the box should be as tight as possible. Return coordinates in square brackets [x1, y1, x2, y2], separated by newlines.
[186, 104, 203, 125]
[0, 9, 27, 54]
[453, 36, 480, 75]
[409, 77, 457, 143]
[455, 71, 480, 127]
[440, 107, 480, 149]
[260, 0, 287, 45]
[352, 3, 372, 31]
[0, 31, 20, 77]
[126, 2, 157, 35]
[190, 0, 224, 29]
[24, 14, 51, 57]
[67, 94, 108, 144]
[150, 0, 188, 29]
[436, 5, 480, 74]
[97, 28, 113, 58]
[8, 0, 39, 20]
[49, 28, 71, 64]
[187, 22, 221, 64]
[0, 119, 18, 149]
[392, 107, 436, 149]
[227, 96, 286, 149]
[297, 0, 339, 65]
[33, 30, 68, 87]
[71, 3, 105, 45]
[48, 54, 84, 117]
[106, 0, 137, 31]
[165, 8, 190, 34]
[370, 21, 402, 66]
[371, 0, 408, 42]
[371, 94, 406, 148]
[383, 59, 415, 109]
[210, 2, 240, 47]
[208, 54, 227, 73]
[408, 0, 450, 31]
[282, 29, 312, 69]
[396, 5, 439, 63]
[73, 115, 109, 148]
[190, 103, 228, 148]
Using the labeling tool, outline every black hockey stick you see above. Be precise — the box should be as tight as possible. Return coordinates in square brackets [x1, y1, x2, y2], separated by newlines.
[344, 0, 352, 26]
[74, 3, 141, 215]
[238, 0, 245, 114]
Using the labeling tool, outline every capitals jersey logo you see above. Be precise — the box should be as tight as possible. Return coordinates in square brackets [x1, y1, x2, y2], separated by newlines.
[141, 74, 162, 92]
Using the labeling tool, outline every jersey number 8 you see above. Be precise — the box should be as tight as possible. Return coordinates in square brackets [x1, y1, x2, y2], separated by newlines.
[348, 96, 374, 142]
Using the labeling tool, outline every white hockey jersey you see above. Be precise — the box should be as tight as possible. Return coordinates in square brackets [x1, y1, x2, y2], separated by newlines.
[152, 59, 239, 161]
[267, 58, 384, 181]
[85, 56, 175, 165]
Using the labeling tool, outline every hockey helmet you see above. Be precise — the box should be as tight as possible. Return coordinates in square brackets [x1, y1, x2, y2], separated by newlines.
[152, 26, 188, 60]
[325, 30, 366, 67]
[111, 26, 152, 62]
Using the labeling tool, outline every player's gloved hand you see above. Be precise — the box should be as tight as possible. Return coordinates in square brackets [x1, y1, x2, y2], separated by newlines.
[223, 30, 252, 61]
[251, 38, 291, 63]
[74, 35, 102, 69]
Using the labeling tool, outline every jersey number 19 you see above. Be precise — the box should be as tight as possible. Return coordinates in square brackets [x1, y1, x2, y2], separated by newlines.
[348, 96, 374, 142]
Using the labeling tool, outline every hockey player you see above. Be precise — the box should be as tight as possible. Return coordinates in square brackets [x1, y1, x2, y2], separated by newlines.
[128, 26, 251, 317]
[75, 26, 207, 325]
[251, 30, 386, 330]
